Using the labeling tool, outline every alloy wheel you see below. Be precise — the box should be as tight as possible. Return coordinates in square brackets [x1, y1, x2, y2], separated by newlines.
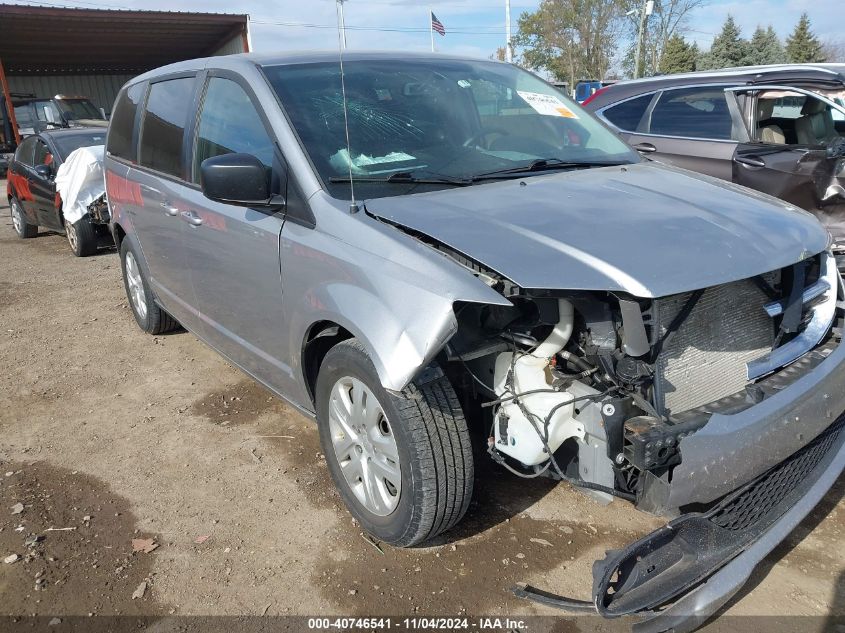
[10, 200, 23, 234]
[328, 376, 402, 516]
[124, 251, 148, 320]
[65, 221, 78, 252]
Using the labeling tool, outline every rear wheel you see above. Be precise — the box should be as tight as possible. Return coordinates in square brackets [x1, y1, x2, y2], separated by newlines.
[316, 339, 473, 547]
[65, 217, 98, 257]
[120, 239, 179, 334]
[10, 198, 37, 238]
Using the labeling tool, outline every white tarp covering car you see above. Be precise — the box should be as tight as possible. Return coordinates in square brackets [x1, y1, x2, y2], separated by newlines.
[54, 144, 105, 225]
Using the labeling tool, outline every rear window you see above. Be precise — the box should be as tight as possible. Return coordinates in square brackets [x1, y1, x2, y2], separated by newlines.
[648, 87, 734, 140]
[107, 83, 144, 161]
[602, 93, 653, 132]
[139, 78, 195, 178]
[54, 132, 107, 159]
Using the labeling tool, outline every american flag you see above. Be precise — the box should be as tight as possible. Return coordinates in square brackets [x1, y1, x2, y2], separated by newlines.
[431, 12, 446, 36]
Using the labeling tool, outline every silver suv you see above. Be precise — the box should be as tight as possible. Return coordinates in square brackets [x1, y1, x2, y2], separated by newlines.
[105, 52, 845, 630]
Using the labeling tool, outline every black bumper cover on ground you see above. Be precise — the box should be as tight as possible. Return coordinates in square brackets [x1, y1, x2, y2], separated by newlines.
[593, 415, 845, 620]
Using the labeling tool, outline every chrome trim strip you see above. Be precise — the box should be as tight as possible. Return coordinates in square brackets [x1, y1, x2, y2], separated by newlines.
[748, 251, 839, 380]
[763, 278, 832, 317]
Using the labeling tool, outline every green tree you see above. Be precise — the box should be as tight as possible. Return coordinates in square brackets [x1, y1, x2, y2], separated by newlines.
[514, 0, 625, 87]
[658, 34, 698, 73]
[620, 0, 710, 78]
[698, 15, 750, 70]
[747, 25, 786, 65]
[785, 13, 825, 63]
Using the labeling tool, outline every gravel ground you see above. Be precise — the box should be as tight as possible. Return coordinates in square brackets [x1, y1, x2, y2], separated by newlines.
[1, 181, 844, 631]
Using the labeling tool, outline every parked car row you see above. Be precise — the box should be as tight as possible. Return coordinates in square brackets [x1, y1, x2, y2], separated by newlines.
[1, 93, 108, 177]
[6, 54, 845, 633]
[6, 128, 112, 255]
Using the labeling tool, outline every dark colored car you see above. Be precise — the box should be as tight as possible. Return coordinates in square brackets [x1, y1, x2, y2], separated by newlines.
[583, 64, 845, 249]
[6, 128, 111, 255]
[6, 93, 108, 136]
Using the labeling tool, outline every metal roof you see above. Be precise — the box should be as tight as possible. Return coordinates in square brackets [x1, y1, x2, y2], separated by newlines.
[0, 4, 249, 75]
[626, 64, 845, 87]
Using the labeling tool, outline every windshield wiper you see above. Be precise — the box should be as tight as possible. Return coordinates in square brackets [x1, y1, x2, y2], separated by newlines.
[328, 171, 471, 186]
[469, 158, 626, 180]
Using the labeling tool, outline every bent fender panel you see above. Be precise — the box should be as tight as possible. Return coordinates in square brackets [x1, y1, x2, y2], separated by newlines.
[280, 217, 510, 404]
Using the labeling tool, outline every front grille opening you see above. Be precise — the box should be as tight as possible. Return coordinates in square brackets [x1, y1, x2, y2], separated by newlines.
[652, 272, 779, 416]
[650, 253, 833, 419]
[704, 415, 845, 532]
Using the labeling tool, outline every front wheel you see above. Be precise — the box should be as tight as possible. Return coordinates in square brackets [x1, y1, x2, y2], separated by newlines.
[316, 339, 474, 547]
[119, 239, 179, 335]
[65, 217, 98, 257]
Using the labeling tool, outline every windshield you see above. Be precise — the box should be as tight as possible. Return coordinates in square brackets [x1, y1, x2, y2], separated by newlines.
[53, 132, 106, 160]
[57, 99, 103, 120]
[33, 100, 63, 125]
[262, 59, 637, 199]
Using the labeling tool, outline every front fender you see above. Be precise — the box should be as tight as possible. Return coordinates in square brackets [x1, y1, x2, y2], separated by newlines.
[281, 215, 510, 398]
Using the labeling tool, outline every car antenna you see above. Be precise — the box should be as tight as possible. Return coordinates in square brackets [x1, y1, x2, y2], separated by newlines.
[336, 0, 358, 214]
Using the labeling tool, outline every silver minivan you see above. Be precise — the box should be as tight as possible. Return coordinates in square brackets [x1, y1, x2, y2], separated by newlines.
[105, 52, 845, 630]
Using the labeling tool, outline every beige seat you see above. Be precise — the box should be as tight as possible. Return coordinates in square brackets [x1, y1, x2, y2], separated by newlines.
[757, 99, 785, 144]
[795, 99, 838, 145]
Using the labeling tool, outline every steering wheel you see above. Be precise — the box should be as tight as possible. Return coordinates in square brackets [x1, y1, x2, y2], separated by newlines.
[463, 127, 510, 148]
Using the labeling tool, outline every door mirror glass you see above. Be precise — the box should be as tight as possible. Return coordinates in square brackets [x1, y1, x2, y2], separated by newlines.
[34, 164, 52, 179]
[200, 153, 282, 208]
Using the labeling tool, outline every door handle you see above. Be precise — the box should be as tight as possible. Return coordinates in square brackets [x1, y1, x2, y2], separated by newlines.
[734, 155, 766, 168]
[159, 201, 179, 216]
[180, 210, 203, 227]
[632, 142, 657, 153]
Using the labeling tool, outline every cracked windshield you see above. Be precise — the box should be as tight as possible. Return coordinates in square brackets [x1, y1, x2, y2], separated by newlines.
[263, 58, 637, 198]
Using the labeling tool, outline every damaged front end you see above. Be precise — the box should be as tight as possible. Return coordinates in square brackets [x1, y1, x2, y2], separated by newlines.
[434, 244, 845, 630]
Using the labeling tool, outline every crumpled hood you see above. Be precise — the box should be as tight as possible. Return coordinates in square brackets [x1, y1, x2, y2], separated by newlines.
[365, 163, 830, 298]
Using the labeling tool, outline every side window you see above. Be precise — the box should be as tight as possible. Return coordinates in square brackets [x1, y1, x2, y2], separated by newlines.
[15, 137, 36, 166]
[755, 91, 839, 146]
[107, 83, 144, 161]
[33, 140, 51, 166]
[602, 93, 653, 132]
[192, 77, 275, 183]
[139, 77, 195, 178]
[648, 87, 734, 140]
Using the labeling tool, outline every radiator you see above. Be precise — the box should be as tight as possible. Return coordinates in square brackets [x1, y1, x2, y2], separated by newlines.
[653, 274, 777, 416]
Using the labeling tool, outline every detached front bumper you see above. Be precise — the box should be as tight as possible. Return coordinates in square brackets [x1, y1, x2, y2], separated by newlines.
[632, 429, 845, 633]
[594, 413, 845, 632]
[518, 336, 845, 631]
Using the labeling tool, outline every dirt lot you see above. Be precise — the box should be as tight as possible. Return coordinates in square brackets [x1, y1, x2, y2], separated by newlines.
[1, 181, 844, 631]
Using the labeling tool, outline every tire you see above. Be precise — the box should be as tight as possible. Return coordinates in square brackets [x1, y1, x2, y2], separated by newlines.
[316, 339, 473, 547]
[119, 238, 179, 335]
[65, 217, 98, 257]
[9, 197, 37, 238]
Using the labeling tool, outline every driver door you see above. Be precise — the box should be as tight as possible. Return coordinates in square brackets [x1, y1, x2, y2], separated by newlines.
[31, 138, 62, 231]
[727, 86, 845, 247]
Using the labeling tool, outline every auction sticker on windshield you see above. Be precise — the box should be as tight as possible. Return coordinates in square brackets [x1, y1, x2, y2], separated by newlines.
[517, 91, 579, 118]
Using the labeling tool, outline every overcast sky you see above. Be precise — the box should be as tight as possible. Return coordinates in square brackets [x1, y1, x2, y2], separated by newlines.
[10, 0, 842, 62]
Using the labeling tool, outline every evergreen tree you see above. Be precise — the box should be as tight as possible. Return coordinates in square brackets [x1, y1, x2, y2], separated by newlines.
[659, 35, 698, 74]
[785, 13, 825, 63]
[698, 16, 750, 70]
[747, 25, 787, 65]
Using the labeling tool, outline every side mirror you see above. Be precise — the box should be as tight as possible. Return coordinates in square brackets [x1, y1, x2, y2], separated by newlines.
[200, 153, 284, 208]
[34, 164, 52, 179]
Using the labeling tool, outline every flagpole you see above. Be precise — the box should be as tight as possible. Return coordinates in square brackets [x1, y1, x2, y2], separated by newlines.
[505, 0, 512, 62]
[429, 9, 434, 52]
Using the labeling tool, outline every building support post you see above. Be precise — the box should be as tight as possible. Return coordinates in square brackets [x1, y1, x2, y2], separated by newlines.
[0, 57, 21, 146]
